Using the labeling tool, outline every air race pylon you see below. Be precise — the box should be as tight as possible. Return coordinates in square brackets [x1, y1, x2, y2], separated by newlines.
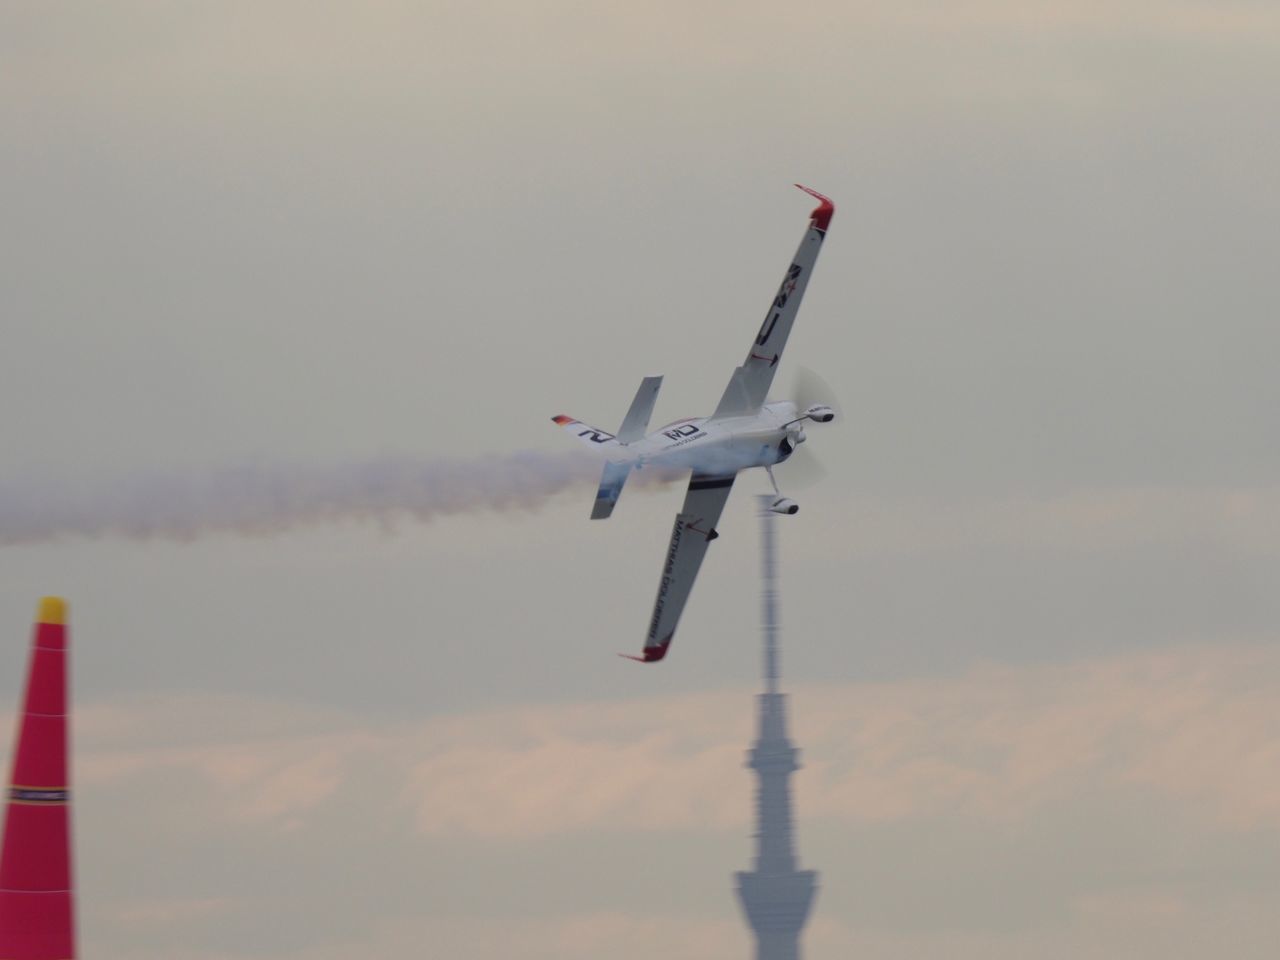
[0, 598, 75, 960]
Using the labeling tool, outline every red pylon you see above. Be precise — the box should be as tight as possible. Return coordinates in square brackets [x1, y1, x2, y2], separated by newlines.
[0, 598, 75, 959]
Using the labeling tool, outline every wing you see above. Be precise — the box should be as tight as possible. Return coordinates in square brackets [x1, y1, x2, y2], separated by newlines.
[710, 185, 835, 420]
[625, 473, 736, 662]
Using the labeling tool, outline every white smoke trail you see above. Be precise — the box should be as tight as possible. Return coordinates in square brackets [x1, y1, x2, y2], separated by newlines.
[0, 450, 678, 545]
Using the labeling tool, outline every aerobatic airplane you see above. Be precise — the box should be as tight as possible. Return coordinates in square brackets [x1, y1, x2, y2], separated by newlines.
[552, 185, 836, 663]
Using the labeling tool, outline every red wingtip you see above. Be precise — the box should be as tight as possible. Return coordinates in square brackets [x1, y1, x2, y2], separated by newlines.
[552, 415, 576, 426]
[795, 184, 835, 231]
[619, 637, 672, 663]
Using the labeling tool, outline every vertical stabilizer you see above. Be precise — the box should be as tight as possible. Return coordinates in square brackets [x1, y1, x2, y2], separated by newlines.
[590, 375, 663, 519]
[615, 376, 663, 444]
[0, 598, 75, 960]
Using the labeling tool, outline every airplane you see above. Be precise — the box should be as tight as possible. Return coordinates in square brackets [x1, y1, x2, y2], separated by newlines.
[551, 185, 836, 663]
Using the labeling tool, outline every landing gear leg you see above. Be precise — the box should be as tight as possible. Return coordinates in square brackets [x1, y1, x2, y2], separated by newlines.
[763, 467, 800, 515]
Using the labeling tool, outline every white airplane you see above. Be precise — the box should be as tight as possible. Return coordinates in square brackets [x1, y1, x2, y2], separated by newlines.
[552, 185, 836, 663]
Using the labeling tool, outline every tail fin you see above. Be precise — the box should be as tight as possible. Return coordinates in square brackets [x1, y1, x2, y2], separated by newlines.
[616, 376, 663, 444]
[556, 376, 663, 518]
[551, 374, 663, 451]
[0, 598, 75, 960]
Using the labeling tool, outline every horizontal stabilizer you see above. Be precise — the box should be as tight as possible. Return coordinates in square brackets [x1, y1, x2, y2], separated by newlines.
[590, 461, 633, 520]
[550, 415, 620, 450]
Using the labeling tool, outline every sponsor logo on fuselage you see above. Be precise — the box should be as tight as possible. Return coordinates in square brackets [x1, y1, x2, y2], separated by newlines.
[663, 423, 701, 442]
[656, 422, 706, 449]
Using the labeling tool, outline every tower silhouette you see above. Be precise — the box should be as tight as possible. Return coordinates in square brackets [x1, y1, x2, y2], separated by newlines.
[734, 498, 817, 960]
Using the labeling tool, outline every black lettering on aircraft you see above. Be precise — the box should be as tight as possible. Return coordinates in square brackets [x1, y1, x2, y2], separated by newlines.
[756, 312, 779, 346]
[578, 429, 614, 443]
[663, 424, 700, 441]
[756, 263, 803, 345]
[649, 517, 685, 640]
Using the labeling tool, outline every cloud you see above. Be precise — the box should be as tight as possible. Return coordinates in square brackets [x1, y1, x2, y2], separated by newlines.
[825, 485, 1280, 557]
[57, 642, 1280, 841]
[8, 643, 1277, 959]
[799, 645, 1280, 829]
[89, 911, 748, 960]
[9, 1, 1277, 130]
[892, 0, 1280, 37]
[110, 897, 232, 934]
[804, 900, 1280, 960]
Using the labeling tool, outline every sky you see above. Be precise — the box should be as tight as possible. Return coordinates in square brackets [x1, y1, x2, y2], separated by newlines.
[1, 1, 1279, 957]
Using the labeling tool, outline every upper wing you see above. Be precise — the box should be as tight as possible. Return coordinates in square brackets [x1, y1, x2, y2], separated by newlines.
[625, 473, 736, 662]
[710, 185, 835, 420]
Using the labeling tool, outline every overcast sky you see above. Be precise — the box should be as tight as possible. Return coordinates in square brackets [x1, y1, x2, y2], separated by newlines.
[2, 2, 1279, 957]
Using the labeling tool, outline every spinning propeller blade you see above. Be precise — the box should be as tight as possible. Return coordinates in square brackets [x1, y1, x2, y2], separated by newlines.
[778, 366, 843, 489]
[794, 365, 842, 420]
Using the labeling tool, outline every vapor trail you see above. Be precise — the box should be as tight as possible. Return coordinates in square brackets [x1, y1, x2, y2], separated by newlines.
[0, 450, 668, 545]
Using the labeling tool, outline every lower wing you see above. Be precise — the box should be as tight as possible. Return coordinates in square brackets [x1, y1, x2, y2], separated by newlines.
[625, 473, 736, 663]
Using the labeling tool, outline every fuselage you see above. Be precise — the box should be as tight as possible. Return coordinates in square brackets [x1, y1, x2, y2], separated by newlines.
[625, 401, 804, 477]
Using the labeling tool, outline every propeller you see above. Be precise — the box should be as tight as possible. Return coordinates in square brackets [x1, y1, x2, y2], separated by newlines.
[779, 366, 842, 490]
[794, 365, 843, 421]
[782, 443, 827, 489]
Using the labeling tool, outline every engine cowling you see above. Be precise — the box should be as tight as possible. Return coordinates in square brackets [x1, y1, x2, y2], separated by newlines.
[805, 404, 835, 423]
[769, 497, 799, 515]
